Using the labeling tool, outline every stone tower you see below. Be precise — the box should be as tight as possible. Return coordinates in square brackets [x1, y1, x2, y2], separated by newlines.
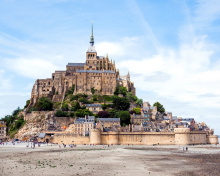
[85, 21, 97, 70]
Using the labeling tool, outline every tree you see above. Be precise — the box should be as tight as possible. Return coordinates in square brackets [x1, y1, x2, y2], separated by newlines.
[115, 111, 130, 126]
[153, 102, 165, 113]
[114, 84, 120, 95]
[24, 100, 30, 108]
[126, 92, 137, 103]
[36, 97, 53, 111]
[112, 96, 130, 111]
[133, 108, 141, 114]
[79, 97, 90, 104]
[101, 104, 108, 111]
[55, 110, 68, 117]
[71, 102, 81, 111]
[61, 103, 69, 111]
[119, 86, 127, 96]
[136, 98, 143, 107]
[107, 109, 117, 118]
[91, 87, 96, 95]
[75, 109, 93, 117]
[97, 111, 109, 118]
[12, 107, 21, 116]
[92, 94, 98, 101]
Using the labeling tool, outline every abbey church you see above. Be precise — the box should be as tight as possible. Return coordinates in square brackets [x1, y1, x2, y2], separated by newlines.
[30, 23, 136, 105]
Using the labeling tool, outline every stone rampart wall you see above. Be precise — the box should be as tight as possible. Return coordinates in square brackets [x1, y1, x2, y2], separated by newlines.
[53, 133, 90, 144]
[207, 135, 219, 144]
[101, 132, 175, 145]
[50, 129, 219, 145]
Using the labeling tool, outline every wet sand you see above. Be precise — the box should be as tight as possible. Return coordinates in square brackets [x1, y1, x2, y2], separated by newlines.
[0, 143, 220, 176]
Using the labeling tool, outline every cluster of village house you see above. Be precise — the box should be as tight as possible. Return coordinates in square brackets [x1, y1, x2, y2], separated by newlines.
[62, 101, 212, 137]
[0, 121, 6, 141]
[0, 101, 211, 141]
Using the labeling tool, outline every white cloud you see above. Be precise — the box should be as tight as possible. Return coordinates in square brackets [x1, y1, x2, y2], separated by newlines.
[6, 58, 59, 79]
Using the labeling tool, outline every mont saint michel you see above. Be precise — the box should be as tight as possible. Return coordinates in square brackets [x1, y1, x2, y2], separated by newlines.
[1, 1, 220, 175]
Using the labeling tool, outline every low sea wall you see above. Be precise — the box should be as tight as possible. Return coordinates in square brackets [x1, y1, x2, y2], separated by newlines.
[53, 133, 90, 144]
[50, 128, 218, 145]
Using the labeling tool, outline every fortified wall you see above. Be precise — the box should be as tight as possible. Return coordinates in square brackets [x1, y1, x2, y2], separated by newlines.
[52, 128, 219, 145]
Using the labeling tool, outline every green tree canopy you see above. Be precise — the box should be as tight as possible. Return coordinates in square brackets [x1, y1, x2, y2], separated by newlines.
[114, 111, 130, 126]
[119, 86, 127, 96]
[136, 98, 143, 107]
[153, 102, 165, 113]
[75, 109, 93, 117]
[133, 108, 141, 114]
[24, 100, 30, 109]
[112, 96, 130, 111]
[61, 103, 69, 111]
[36, 97, 53, 111]
[126, 92, 137, 103]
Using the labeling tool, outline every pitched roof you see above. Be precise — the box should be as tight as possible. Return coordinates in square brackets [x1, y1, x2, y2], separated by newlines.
[86, 104, 102, 107]
[66, 63, 85, 67]
[97, 118, 120, 122]
[76, 70, 115, 73]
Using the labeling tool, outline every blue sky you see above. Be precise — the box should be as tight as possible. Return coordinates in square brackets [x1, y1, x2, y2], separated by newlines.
[1, 0, 220, 134]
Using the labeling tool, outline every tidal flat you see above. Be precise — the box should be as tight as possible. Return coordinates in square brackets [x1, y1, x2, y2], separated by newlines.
[0, 143, 220, 176]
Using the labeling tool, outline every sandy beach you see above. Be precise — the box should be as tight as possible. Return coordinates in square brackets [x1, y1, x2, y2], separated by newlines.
[0, 142, 220, 176]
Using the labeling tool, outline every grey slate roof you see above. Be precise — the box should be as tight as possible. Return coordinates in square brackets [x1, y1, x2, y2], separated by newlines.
[76, 70, 115, 73]
[97, 56, 105, 59]
[86, 104, 102, 107]
[66, 63, 85, 67]
[75, 116, 95, 124]
[87, 44, 96, 52]
[97, 118, 120, 122]
[38, 133, 45, 138]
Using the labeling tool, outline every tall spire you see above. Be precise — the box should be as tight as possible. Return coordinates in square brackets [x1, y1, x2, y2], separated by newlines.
[90, 20, 94, 46]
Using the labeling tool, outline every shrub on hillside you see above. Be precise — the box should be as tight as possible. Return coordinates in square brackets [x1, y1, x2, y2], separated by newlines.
[114, 111, 130, 126]
[36, 97, 53, 111]
[97, 111, 109, 118]
[79, 97, 90, 104]
[112, 96, 130, 111]
[55, 110, 68, 117]
[61, 103, 69, 111]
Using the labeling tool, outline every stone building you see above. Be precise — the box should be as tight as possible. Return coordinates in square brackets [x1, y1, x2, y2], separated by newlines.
[86, 104, 103, 114]
[0, 121, 6, 139]
[71, 116, 95, 136]
[96, 118, 120, 130]
[29, 22, 135, 107]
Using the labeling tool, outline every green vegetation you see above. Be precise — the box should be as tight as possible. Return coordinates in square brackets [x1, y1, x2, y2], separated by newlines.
[35, 97, 53, 111]
[65, 84, 75, 97]
[136, 98, 143, 107]
[112, 96, 130, 111]
[61, 103, 69, 111]
[114, 85, 127, 96]
[55, 110, 68, 117]
[153, 102, 165, 113]
[91, 87, 96, 94]
[1, 107, 25, 138]
[114, 111, 130, 126]
[79, 97, 90, 104]
[75, 109, 93, 117]
[126, 92, 137, 103]
[53, 102, 61, 109]
[133, 108, 141, 114]
[24, 100, 30, 108]
[97, 111, 109, 118]
[107, 109, 117, 118]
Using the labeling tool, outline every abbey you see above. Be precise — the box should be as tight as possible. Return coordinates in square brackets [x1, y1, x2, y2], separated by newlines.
[30, 23, 135, 105]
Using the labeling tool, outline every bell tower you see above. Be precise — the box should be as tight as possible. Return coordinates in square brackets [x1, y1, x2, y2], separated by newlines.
[85, 21, 97, 70]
